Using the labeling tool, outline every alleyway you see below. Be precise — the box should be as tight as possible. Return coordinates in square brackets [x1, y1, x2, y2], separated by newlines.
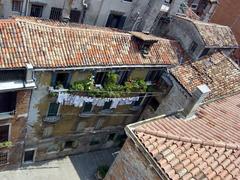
[0, 148, 118, 180]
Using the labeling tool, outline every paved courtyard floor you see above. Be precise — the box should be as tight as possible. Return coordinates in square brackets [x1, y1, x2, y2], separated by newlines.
[0, 148, 119, 180]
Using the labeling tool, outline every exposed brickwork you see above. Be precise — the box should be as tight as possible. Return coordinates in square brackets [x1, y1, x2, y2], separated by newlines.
[105, 139, 160, 180]
[0, 90, 31, 170]
[211, 0, 240, 61]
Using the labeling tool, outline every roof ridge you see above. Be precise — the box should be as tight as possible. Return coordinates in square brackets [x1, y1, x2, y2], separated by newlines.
[135, 127, 240, 150]
[15, 17, 131, 36]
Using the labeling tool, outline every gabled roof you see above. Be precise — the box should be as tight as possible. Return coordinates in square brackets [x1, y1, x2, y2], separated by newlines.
[0, 17, 181, 69]
[130, 93, 240, 180]
[170, 52, 240, 101]
[176, 16, 238, 48]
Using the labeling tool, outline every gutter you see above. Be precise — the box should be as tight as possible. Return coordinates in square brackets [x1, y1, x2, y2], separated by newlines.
[125, 115, 170, 180]
[33, 64, 175, 72]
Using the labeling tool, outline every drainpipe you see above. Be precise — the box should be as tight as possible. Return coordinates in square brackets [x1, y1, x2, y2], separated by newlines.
[23, 0, 30, 16]
[61, 0, 73, 23]
[80, 0, 88, 23]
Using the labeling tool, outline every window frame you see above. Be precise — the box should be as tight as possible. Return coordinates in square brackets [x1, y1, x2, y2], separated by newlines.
[52, 72, 71, 89]
[118, 70, 131, 85]
[47, 103, 60, 117]
[49, 7, 62, 20]
[12, 0, 23, 12]
[82, 102, 93, 113]
[94, 71, 108, 86]
[30, 4, 44, 17]
[23, 148, 37, 164]
[0, 124, 11, 143]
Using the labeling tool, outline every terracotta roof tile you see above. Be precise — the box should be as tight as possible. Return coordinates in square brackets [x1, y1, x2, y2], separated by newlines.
[0, 17, 181, 69]
[133, 93, 240, 179]
[171, 52, 240, 101]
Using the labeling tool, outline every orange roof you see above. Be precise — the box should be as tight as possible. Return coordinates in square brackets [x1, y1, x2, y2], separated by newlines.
[131, 93, 240, 179]
[0, 17, 181, 69]
[171, 52, 240, 101]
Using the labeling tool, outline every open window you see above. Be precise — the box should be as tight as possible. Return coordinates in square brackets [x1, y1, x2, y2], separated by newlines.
[70, 10, 81, 23]
[145, 70, 163, 83]
[64, 141, 74, 149]
[82, 102, 93, 113]
[94, 72, 107, 86]
[149, 97, 159, 111]
[106, 12, 126, 29]
[0, 92, 16, 115]
[102, 101, 113, 111]
[52, 72, 71, 89]
[30, 4, 43, 17]
[0, 125, 9, 143]
[118, 71, 131, 85]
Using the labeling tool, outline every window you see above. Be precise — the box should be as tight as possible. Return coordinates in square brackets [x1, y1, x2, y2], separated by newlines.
[0, 152, 8, 165]
[107, 133, 116, 141]
[70, 10, 81, 23]
[82, 102, 92, 113]
[52, 73, 70, 89]
[102, 101, 112, 110]
[23, 149, 35, 163]
[132, 95, 144, 107]
[118, 71, 130, 85]
[64, 141, 74, 149]
[0, 125, 9, 143]
[106, 13, 126, 29]
[200, 48, 210, 57]
[12, 0, 22, 12]
[49, 7, 62, 20]
[190, 41, 198, 52]
[30, 5, 43, 17]
[90, 137, 101, 145]
[165, 0, 172, 3]
[145, 70, 163, 82]
[123, 0, 132, 2]
[0, 92, 16, 114]
[94, 72, 107, 85]
[149, 98, 159, 111]
[47, 103, 59, 117]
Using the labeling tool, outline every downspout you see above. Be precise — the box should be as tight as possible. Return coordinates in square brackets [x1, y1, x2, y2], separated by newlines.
[23, 0, 30, 16]
[80, 0, 88, 23]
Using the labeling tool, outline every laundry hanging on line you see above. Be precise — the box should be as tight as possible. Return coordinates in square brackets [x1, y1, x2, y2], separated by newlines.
[57, 92, 140, 109]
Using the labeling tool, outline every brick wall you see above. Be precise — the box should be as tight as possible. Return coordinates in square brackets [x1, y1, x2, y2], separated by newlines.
[0, 90, 31, 171]
[105, 138, 160, 180]
[211, 0, 240, 63]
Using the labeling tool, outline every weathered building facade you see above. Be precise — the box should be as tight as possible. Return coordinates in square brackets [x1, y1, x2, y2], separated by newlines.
[157, 15, 238, 60]
[0, 17, 184, 165]
[188, 0, 218, 21]
[0, 67, 35, 170]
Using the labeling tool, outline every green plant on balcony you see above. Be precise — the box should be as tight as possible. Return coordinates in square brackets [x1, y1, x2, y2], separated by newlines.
[70, 72, 148, 98]
[0, 141, 12, 149]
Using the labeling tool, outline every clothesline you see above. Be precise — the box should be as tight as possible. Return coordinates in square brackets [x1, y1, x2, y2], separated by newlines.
[57, 92, 141, 109]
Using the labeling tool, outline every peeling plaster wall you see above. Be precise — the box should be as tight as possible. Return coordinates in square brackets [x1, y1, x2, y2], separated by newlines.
[105, 138, 160, 180]
[26, 68, 151, 161]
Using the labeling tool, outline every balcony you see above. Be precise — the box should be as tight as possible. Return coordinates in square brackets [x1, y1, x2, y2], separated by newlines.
[43, 115, 61, 123]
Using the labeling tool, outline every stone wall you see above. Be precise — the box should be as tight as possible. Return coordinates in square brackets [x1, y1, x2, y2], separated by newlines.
[105, 138, 160, 180]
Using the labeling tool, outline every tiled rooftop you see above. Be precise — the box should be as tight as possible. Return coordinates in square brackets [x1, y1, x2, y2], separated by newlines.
[177, 16, 238, 48]
[133, 93, 240, 180]
[0, 17, 181, 69]
[171, 52, 240, 101]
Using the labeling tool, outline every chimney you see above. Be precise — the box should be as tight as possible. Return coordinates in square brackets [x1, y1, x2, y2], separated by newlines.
[24, 63, 36, 88]
[183, 84, 210, 118]
[61, 0, 74, 22]
[131, 31, 159, 58]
